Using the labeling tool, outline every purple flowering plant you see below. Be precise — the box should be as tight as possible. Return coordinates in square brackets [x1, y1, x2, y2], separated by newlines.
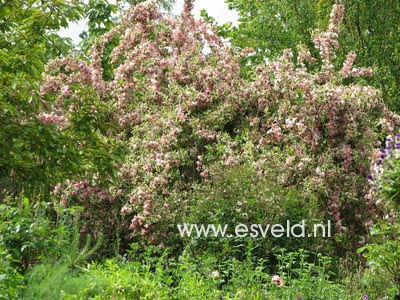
[359, 134, 400, 292]
[370, 134, 400, 205]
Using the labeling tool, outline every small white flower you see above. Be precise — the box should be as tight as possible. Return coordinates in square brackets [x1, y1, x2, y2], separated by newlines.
[211, 271, 220, 278]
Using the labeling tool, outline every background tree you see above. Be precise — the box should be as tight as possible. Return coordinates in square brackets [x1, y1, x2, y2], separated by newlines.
[0, 0, 122, 199]
[224, 0, 400, 111]
[121, 0, 175, 12]
[0, 0, 81, 197]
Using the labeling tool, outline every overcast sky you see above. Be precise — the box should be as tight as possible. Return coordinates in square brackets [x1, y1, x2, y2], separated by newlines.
[59, 0, 238, 44]
[171, 0, 238, 24]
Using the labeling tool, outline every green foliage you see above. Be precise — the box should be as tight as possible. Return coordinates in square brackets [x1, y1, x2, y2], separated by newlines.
[359, 267, 397, 300]
[121, 0, 175, 12]
[0, 245, 24, 300]
[0, 0, 88, 197]
[21, 246, 360, 300]
[23, 263, 93, 300]
[0, 197, 80, 299]
[0, 195, 103, 297]
[60, 214, 104, 268]
[22, 245, 173, 300]
[359, 222, 400, 290]
[224, 0, 319, 64]
[79, 0, 118, 51]
[182, 163, 327, 260]
[0, 0, 124, 199]
[264, 249, 350, 299]
[0, 197, 64, 271]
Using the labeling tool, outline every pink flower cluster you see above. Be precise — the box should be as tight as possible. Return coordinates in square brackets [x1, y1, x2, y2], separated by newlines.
[38, 112, 68, 125]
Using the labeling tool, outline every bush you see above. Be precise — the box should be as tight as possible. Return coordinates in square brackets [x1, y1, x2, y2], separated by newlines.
[181, 163, 329, 261]
[0, 197, 63, 271]
[360, 267, 397, 300]
[0, 245, 24, 300]
[359, 222, 400, 295]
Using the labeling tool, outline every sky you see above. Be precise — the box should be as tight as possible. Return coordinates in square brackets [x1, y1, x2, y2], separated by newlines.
[59, 0, 238, 44]
[171, 0, 238, 25]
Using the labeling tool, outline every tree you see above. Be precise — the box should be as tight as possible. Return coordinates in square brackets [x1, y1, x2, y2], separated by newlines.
[0, 0, 76, 196]
[122, 0, 175, 12]
[224, 0, 400, 111]
[0, 0, 121, 198]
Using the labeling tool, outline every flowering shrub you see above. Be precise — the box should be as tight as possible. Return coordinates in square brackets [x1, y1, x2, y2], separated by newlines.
[247, 5, 399, 252]
[41, 0, 398, 252]
[42, 0, 254, 248]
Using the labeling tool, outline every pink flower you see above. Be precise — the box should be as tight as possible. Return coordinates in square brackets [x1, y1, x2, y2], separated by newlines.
[200, 172, 209, 179]
[99, 192, 108, 200]
[271, 275, 284, 287]
[342, 52, 356, 78]
[53, 183, 62, 195]
[178, 112, 186, 121]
